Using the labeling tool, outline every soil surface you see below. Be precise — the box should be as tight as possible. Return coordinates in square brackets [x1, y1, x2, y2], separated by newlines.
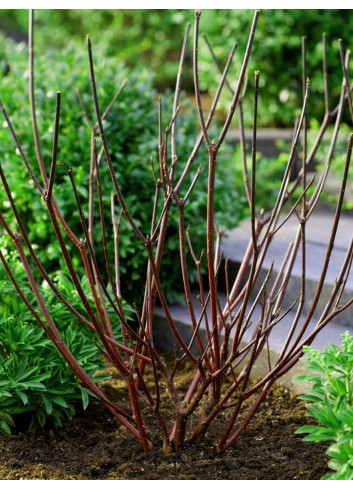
[0, 360, 329, 480]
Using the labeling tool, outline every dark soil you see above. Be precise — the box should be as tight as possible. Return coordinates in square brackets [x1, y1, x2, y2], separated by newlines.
[0, 361, 329, 480]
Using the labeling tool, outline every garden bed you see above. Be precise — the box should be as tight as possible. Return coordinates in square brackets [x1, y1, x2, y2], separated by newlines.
[0, 361, 329, 480]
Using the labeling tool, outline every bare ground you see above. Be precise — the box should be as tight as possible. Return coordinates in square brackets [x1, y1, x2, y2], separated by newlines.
[0, 362, 329, 480]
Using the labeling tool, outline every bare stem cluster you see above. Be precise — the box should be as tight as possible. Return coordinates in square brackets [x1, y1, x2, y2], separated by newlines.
[1, 10, 353, 454]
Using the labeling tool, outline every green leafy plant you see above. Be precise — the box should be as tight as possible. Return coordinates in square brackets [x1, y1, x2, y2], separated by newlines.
[0, 248, 130, 435]
[296, 332, 353, 480]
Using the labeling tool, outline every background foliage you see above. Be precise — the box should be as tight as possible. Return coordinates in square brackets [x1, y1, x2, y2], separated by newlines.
[1, 9, 353, 127]
[0, 30, 246, 304]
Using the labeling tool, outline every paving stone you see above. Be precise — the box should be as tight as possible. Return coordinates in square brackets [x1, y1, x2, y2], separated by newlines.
[221, 208, 353, 327]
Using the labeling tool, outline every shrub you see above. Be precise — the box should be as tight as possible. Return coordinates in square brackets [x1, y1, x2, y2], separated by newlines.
[296, 333, 353, 480]
[1, 9, 353, 455]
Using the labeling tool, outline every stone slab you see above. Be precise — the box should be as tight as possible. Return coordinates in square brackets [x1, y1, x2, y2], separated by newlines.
[221, 208, 353, 327]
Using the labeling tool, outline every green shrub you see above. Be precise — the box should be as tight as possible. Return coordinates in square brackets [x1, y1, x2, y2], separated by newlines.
[295, 333, 353, 480]
[0, 35, 243, 304]
[0, 246, 131, 434]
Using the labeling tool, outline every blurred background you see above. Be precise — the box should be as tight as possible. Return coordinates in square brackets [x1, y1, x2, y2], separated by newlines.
[1, 9, 353, 127]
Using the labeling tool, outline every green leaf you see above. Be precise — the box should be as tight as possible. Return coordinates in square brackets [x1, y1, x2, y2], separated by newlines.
[65, 402, 75, 420]
[337, 407, 353, 427]
[14, 356, 29, 381]
[298, 393, 324, 403]
[295, 425, 322, 435]
[295, 374, 314, 382]
[20, 381, 46, 390]
[297, 373, 323, 382]
[0, 419, 11, 436]
[49, 408, 63, 428]
[303, 432, 336, 442]
[339, 469, 353, 480]
[91, 373, 110, 383]
[79, 386, 90, 410]
[16, 365, 39, 382]
[41, 395, 53, 415]
[16, 390, 28, 405]
[0, 410, 15, 427]
[37, 409, 47, 428]
[50, 396, 68, 408]
[0, 391, 12, 398]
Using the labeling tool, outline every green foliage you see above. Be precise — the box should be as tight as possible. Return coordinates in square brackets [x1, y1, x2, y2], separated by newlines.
[0, 248, 131, 434]
[310, 125, 353, 210]
[1, 9, 352, 127]
[295, 332, 353, 480]
[232, 143, 295, 214]
[231, 127, 353, 215]
[0, 35, 243, 304]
